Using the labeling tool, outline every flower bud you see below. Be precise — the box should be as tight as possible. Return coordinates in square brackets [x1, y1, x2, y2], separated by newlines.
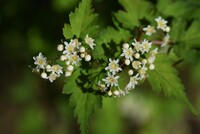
[65, 71, 72, 77]
[125, 59, 130, 65]
[67, 65, 74, 71]
[123, 43, 129, 49]
[57, 44, 64, 51]
[79, 46, 86, 53]
[128, 69, 134, 75]
[41, 72, 47, 79]
[85, 54, 91, 61]
[149, 64, 155, 70]
[134, 53, 140, 59]
[108, 90, 112, 96]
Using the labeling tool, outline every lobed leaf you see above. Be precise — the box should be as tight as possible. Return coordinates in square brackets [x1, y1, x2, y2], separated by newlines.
[63, 69, 102, 134]
[63, 0, 99, 39]
[115, 0, 153, 29]
[147, 54, 197, 115]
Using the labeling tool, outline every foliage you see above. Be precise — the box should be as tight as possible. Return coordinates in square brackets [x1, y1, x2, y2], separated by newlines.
[29, 0, 200, 133]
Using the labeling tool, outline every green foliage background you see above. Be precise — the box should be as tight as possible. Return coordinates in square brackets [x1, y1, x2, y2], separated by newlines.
[0, 0, 200, 134]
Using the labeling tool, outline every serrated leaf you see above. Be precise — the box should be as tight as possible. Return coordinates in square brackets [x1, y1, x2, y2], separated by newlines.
[63, 0, 99, 39]
[63, 69, 102, 134]
[115, 0, 153, 29]
[147, 54, 197, 115]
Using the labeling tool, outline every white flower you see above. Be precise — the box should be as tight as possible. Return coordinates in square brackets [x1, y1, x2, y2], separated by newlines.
[105, 58, 122, 75]
[67, 65, 74, 71]
[132, 61, 142, 70]
[155, 16, 168, 31]
[161, 34, 170, 47]
[70, 38, 81, 48]
[150, 48, 158, 56]
[134, 53, 140, 59]
[85, 34, 96, 49]
[125, 59, 130, 65]
[121, 47, 134, 61]
[128, 69, 134, 75]
[102, 73, 120, 87]
[97, 81, 107, 92]
[138, 66, 148, 79]
[141, 39, 152, 54]
[147, 56, 156, 64]
[48, 73, 59, 82]
[126, 74, 139, 90]
[143, 25, 156, 36]
[48, 64, 63, 76]
[132, 39, 142, 52]
[79, 46, 86, 53]
[113, 90, 120, 96]
[33, 52, 47, 69]
[63, 41, 76, 55]
[68, 53, 82, 66]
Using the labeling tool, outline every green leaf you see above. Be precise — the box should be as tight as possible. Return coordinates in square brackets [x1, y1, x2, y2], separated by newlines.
[93, 27, 130, 60]
[63, 69, 102, 134]
[115, 0, 153, 29]
[63, 0, 99, 39]
[181, 19, 200, 47]
[147, 54, 198, 115]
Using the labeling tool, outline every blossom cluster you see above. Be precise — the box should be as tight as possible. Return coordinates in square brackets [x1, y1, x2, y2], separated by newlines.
[97, 16, 170, 97]
[143, 16, 170, 47]
[97, 40, 158, 97]
[32, 34, 96, 82]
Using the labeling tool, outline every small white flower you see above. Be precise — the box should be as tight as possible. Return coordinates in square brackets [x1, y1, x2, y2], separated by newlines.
[97, 81, 107, 92]
[85, 54, 91, 61]
[150, 48, 158, 56]
[141, 39, 152, 54]
[68, 53, 82, 66]
[143, 25, 156, 36]
[165, 26, 170, 32]
[138, 66, 148, 79]
[161, 34, 170, 47]
[132, 61, 142, 70]
[148, 56, 155, 64]
[121, 47, 134, 61]
[155, 16, 168, 31]
[46, 64, 51, 71]
[132, 39, 142, 52]
[105, 58, 122, 74]
[33, 52, 47, 69]
[65, 61, 70, 66]
[85, 34, 96, 49]
[57, 44, 64, 51]
[70, 38, 81, 48]
[63, 41, 76, 55]
[50, 64, 63, 75]
[102, 73, 120, 87]
[48, 73, 58, 82]
[126, 74, 139, 90]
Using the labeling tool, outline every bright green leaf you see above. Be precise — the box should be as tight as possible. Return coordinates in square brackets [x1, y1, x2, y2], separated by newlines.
[115, 0, 153, 29]
[147, 54, 197, 115]
[63, 0, 99, 39]
[63, 69, 102, 134]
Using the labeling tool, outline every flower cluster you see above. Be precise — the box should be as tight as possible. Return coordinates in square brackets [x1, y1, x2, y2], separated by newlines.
[97, 39, 158, 97]
[143, 16, 170, 47]
[32, 34, 96, 82]
[97, 16, 171, 97]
